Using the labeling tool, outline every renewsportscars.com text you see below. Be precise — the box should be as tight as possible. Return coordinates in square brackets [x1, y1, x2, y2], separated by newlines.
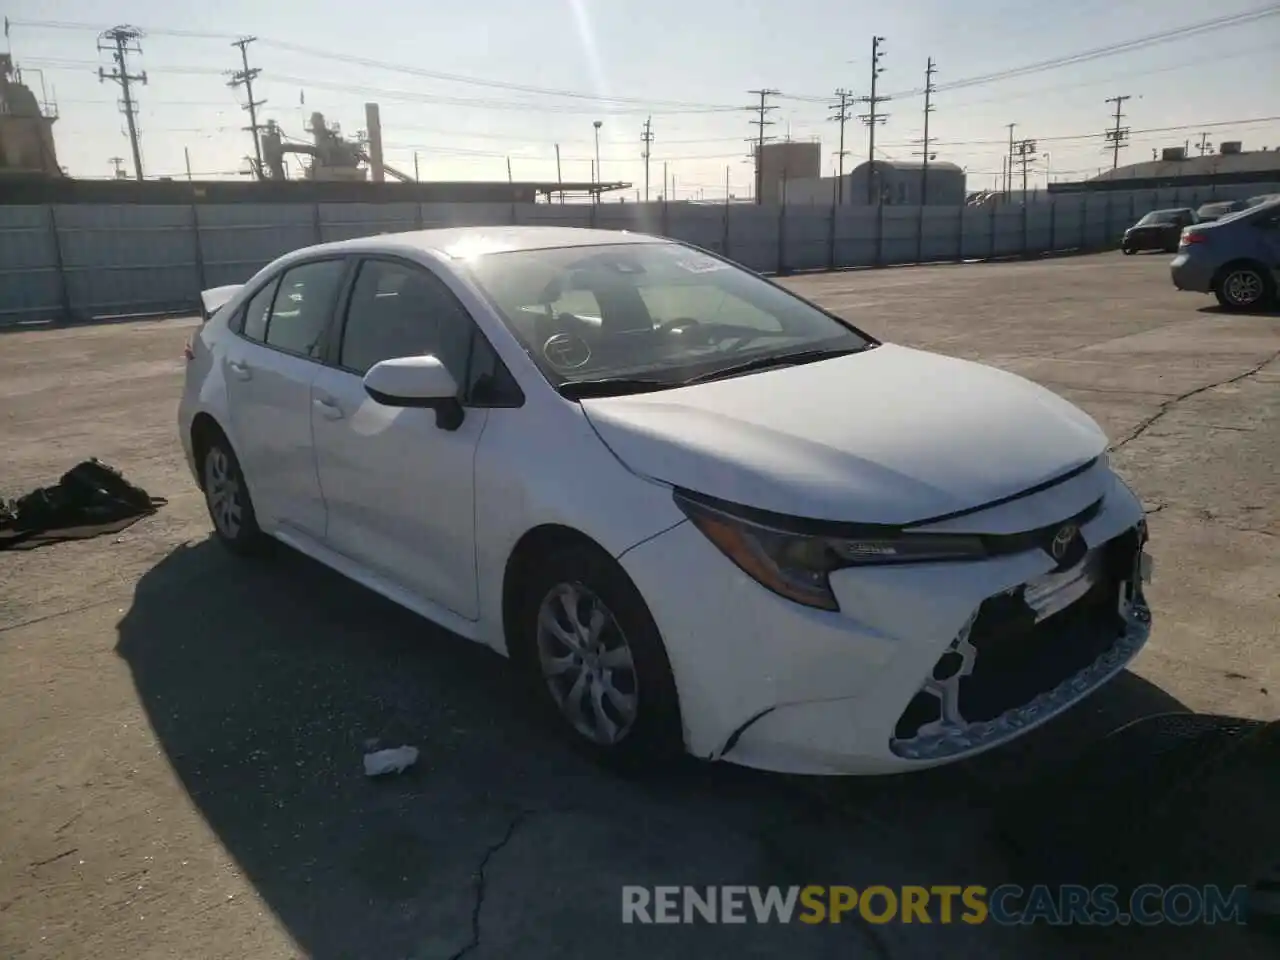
[621, 884, 1250, 926]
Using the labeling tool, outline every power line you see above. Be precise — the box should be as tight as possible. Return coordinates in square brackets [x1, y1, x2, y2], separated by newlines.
[746, 89, 779, 205]
[915, 58, 938, 205]
[228, 36, 266, 179]
[1104, 94, 1131, 170]
[828, 89, 853, 205]
[882, 8, 1280, 98]
[857, 36, 889, 204]
[97, 25, 148, 181]
[641, 116, 654, 202]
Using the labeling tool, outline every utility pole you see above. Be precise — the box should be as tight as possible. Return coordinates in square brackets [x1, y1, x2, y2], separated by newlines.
[1014, 138, 1037, 199]
[856, 37, 889, 204]
[746, 88, 779, 205]
[229, 37, 266, 179]
[915, 58, 938, 206]
[828, 89, 853, 205]
[555, 144, 563, 203]
[641, 116, 654, 202]
[1196, 132, 1212, 157]
[1005, 123, 1016, 195]
[97, 26, 147, 182]
[184, 146, 192, 181]
[414, 151, 420, 181]
[1104, 95, 1131, 170]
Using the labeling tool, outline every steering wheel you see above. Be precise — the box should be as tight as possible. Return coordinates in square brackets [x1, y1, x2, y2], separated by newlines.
[542, 332, 592, 370]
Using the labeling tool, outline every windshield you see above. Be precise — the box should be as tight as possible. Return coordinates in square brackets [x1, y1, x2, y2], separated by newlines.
[1137, 210, 1182, 226]
[464, 242, 874, 388]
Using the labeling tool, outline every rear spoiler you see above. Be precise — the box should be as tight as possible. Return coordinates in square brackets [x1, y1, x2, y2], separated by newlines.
[200, 284, 243, 322]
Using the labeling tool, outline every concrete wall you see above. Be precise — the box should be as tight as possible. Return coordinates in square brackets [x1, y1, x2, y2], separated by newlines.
[2, 180, 1278, 326]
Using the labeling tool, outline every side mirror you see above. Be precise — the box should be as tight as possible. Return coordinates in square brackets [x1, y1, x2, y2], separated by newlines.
[363, 355, 464, 431]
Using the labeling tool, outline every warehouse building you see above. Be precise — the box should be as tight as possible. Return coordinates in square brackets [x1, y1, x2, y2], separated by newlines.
[1049, 141, 1280, 194]
[781, 159, 968, 207]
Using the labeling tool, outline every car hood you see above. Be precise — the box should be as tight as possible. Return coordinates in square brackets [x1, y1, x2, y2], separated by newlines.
[579, 344, 1108, 524]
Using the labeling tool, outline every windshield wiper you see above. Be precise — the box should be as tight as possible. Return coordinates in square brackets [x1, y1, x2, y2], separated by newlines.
[559, 377, 675, 400]
[682, 345, 870, 385]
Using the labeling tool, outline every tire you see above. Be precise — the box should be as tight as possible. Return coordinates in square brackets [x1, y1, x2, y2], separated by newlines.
[1214, 264, 1273, 311]
[199, 433, 270, 556]
[510, 544, 683, 769]
[1121, 245, 1134, 256]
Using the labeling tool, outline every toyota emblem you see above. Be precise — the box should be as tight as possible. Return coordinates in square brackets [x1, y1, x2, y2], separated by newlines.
[1050, 523, 1079, 561]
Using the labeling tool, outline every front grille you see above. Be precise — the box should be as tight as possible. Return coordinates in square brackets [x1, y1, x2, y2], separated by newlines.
[894, 528, 1142, 743]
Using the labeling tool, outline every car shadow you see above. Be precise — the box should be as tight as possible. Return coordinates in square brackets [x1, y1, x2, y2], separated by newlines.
[1197, 303, 1280, 318]
[116, 539, 1222, 958]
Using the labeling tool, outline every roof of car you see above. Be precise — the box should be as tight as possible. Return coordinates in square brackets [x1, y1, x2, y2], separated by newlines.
[307, 226, 666, 261]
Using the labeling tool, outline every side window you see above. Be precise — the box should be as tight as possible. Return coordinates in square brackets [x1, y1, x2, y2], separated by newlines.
[240, 280, 277, 342]
[467, 331, 524, 406]
[264, 259, 346, 359]
[339, 259, 474, 382]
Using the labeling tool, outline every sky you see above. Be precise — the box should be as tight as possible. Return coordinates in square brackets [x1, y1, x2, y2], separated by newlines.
[4, 0, 1279, 198]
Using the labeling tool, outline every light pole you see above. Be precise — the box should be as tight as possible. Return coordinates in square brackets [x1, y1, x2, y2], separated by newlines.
[1042, 152, 1052, 186]
[592, 120, 603, 204]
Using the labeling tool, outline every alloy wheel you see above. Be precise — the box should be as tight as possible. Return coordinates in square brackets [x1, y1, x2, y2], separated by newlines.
[1223, 269, 1264, 307]
[535, 582, 639, 746]
[204, 446, 243, 538]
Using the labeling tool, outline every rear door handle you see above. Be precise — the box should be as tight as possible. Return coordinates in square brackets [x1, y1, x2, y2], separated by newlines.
[313, 396, 345, 420]
[227, 360, 252, 381]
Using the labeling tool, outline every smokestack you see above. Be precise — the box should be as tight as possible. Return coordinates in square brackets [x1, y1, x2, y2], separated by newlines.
[364, 102, 385, 183]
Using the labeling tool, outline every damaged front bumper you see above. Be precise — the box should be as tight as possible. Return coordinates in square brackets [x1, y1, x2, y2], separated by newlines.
[618, 467, 1154, 776]
[889, 527, 1153, 762]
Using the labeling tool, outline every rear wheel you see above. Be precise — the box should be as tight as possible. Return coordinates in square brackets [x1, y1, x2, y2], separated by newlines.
[200, 435, 269, 555]
[1214, 265, 1273, 311]
[511, 544, 683, 769]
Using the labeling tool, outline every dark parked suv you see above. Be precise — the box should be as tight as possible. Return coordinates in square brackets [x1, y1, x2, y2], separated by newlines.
[1122, 208, 1197, 254]
[1170, 198, 1280, 310]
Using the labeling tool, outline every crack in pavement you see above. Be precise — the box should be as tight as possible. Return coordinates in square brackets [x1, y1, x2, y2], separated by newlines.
[1109, 348, 1280, 451]
[448, 810, 534, 960]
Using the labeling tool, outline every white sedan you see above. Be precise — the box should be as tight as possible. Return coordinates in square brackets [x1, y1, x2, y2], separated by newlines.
[179, 226, 1153, 775]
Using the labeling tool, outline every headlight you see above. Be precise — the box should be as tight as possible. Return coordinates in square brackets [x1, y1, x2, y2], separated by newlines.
[673, 491, 988, 611]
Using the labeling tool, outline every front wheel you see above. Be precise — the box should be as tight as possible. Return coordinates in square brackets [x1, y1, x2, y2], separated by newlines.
[1121, 244, 1135, 255]
[511, 544, 683, 769]
[1214, 266, 1273, 311]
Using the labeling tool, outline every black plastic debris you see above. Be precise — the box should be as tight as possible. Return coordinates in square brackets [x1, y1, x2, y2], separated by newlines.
[0, 458, 167, 551]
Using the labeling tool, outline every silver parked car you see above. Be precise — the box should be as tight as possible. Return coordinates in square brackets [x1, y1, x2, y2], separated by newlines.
[1170, 198, 1280, 310]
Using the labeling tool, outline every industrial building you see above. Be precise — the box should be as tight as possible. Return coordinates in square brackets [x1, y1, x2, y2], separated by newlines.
[1049, 140, 1280, 194]
[753, 141, 821, 204]
[782, 159, 968, 207]
[0, 55, 61, 178]
[0, 44, 626, 205]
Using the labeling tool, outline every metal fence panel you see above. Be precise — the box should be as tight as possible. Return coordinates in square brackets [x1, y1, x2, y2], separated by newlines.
[921, 207, 962, 262]
[56, 205, 199, 319]
[196, 204, 317, 290]
[832, 207, 878, 268]
[318, 202, 419, 242]
[0, 205, 61, 326]
[727, 206, 782, 273]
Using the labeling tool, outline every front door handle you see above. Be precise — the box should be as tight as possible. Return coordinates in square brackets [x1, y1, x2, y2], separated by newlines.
[313, 396, 345, 420]
[228, 360, 252, 381]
